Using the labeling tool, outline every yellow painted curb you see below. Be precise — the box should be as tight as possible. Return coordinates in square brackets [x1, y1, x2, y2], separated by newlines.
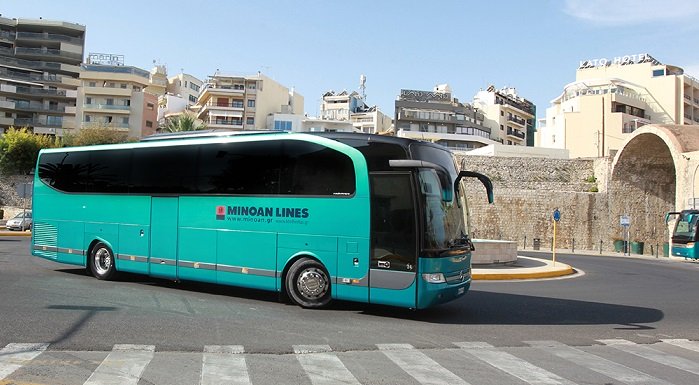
[0, 231, 31, 236]
[473, 266, 575, 280]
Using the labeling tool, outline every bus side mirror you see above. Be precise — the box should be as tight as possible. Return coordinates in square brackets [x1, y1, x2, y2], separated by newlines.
[666, 212, 681, 224]
[455, 171, 494, 204]
[389, 159, 452, 202]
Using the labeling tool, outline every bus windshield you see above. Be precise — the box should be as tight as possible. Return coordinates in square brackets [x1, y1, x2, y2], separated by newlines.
[410, 143, 468, 251]
[674, 213, 699, 242]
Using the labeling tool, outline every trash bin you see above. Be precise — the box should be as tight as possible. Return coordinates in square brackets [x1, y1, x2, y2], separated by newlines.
[533, 238, 541, 250]
[630, 241, 644, 255]
[663, 242, 669, 258]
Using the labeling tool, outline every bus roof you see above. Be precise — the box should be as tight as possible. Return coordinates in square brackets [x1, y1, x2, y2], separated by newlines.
[140, 130, 285, 142]
[311, 132, 451, 152]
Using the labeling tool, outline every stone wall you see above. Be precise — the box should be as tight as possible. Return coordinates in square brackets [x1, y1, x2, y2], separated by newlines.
[457, 154, 669, 254]
[0, 174, 32, 219]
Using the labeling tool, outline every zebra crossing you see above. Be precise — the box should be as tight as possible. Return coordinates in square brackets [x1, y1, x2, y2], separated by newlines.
[1, 339, 699, 384]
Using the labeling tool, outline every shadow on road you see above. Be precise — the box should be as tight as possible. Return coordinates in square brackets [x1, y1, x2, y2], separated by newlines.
[54, 269, 663, 328]
[357, 290, 664, 327]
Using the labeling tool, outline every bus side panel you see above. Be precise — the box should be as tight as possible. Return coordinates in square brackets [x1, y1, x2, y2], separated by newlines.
[217, 230, 277, 291]
[370, 281, 417, 308]
[117, 224, 151, 275]
[56, 221, 85, 266]
[277, 233, 338, 295]
[334, 236, 369, 303]
[84, 222, 119, 259]
[178, 228, 217, 284]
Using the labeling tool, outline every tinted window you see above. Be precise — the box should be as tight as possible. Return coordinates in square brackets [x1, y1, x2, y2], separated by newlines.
[198, 141, 282, 195]
[87, 149, 131, 193]
[39, 151, 90, 192]
[281, 141, 355, 196]
[130, 145, 198, 194]
[331, 139, 407, 171]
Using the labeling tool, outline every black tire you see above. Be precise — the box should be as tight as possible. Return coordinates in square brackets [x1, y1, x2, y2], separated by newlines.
[89, 242, 117, 280]
[285, 257, 331, 308]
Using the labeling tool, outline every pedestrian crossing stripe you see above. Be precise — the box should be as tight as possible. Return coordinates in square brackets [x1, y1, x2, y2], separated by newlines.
[1, 340, 699, 384]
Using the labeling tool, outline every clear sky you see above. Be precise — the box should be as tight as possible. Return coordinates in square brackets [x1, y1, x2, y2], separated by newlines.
[4, 0, 699, 119]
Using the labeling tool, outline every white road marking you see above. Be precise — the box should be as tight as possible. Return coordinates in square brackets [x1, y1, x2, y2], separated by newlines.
[83, 344, 155, 385]
[599, 339, 699, 376]
[378, 343, 468, 385]
[0, 343, 49, 380]
[457, 341, 576, 385]
[201, 345, 250, 385]
[527, 340, 670, 385]
[293, 344, 360, 385]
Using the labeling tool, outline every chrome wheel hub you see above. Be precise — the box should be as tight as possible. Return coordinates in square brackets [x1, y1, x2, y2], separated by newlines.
[94, 248, 112, 275]
[297, 269, 327, 299]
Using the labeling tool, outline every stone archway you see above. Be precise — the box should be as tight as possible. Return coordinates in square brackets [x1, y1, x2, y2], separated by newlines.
[610, 125, 699, 248]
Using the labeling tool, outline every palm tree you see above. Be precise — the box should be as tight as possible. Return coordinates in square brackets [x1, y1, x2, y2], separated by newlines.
[160, 112, 207, 133]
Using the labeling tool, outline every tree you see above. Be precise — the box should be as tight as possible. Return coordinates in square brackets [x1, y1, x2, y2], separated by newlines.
[0, 127, 58, 175]
[160, 112, 207, 133]
[61, 125, 132, 147]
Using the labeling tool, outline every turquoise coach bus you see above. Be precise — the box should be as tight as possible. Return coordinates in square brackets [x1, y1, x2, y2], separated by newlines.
[32, 131, 493, 309]
[666, 209, 699, 260]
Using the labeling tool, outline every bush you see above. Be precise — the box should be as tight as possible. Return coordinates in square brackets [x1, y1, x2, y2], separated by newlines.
[62, 125, 132, 146]
[0, 127, 58, 175]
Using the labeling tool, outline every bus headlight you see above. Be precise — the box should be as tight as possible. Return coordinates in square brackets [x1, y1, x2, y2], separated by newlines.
[422, 273, 446, 284]
[687, 242, 695, 248]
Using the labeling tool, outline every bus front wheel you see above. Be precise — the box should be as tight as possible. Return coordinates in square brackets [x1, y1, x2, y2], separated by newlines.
[89, 242, 117, 281]
[286, 258, 331, 308]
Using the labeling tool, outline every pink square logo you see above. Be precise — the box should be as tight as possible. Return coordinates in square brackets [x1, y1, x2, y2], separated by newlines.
[216, 205, 226, 220]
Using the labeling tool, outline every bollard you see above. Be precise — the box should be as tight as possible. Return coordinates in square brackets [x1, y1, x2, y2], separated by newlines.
[600, 240, 603, 254]
[650, 244, 654, 256]
[524, 235, 527, 249]
[656, 243, 659, 258]
[572, 238, 575, 253]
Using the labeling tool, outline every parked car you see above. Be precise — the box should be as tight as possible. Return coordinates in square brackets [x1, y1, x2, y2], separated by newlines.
[6, 211, 32, 231]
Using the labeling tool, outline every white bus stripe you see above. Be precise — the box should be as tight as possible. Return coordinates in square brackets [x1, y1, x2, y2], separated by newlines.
[0, 343, 49, 380]
[83, 344, 155, 385]
[457, 342, 576, 385]
[527, 340, 670, 385]
[201, 345, 250, 385]
[378, 343, 469, 385]
[599, 339, 699, 376]
[293, 345, 360, 385]
[661, 339, 699, 354]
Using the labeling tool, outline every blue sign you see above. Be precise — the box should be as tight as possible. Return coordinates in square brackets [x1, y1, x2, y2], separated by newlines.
[553, 209, 561, 222]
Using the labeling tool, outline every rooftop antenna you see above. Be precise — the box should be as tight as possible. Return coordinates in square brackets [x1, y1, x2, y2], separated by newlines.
[359, 74, 366, 101]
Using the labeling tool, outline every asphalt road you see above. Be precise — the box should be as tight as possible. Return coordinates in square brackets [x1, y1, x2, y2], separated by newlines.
[1, 237, 698, 351]
[3, 237, 699, 384]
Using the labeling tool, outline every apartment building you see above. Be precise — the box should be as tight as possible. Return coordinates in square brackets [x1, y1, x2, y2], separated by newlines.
[167, 72, 203, 107]
[472, 85, 536, 146]
[0, 16, 85, 136]
[195, 73, 303, 131]
[394, 84, 496, 150]
[538, 53, 699, 158]
[319, 90, 391, 134]
[76, 62, 158, 138]
[144, 64, 167, 97]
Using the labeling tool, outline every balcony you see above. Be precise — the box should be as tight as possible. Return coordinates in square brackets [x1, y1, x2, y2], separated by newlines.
[506, 127, 525, 140]
[14, 101, 66, 113]
[15, 31, 83, 45]
[0, 56, 63, 72]
[13, 86, 71, 98]
[507, 115, 526, 126]
[83, 103, 131, 112]
[14, 47, 82, 62]
[0, 31, 15, 42]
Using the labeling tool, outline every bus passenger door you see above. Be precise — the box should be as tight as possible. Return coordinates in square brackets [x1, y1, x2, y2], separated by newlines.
[369, 173, 418, 308]
[149, 197, 178, 280]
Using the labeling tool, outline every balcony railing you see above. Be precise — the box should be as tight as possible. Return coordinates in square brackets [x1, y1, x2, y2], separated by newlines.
[206, 101, 245, 108]
[506, 127, 525, 139]
[507, 115, 526, 125]
[15, 47, 82, 61]
[15, 31, 83, 45]
[83, 104, 130, 111]
[14, 86, 69, 97]
[212, 119, 244, 126]
[0, 56, 63, 71]
[14, 101, 66, 113]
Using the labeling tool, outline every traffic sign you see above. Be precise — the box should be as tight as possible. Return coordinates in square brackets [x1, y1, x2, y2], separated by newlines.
[553, 208, 561, 222]
[620, 215, 630, 227]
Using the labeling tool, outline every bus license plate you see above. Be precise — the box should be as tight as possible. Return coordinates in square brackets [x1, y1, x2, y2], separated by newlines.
[457, 287, 465, 295]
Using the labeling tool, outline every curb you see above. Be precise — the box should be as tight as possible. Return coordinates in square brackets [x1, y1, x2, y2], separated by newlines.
[473, 266, 575, 280]
[0, 230, 31, 237]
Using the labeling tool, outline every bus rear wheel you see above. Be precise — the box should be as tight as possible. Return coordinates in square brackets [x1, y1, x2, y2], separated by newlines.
[286, 258, 331, 308]
[89, 242, 117, 281]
